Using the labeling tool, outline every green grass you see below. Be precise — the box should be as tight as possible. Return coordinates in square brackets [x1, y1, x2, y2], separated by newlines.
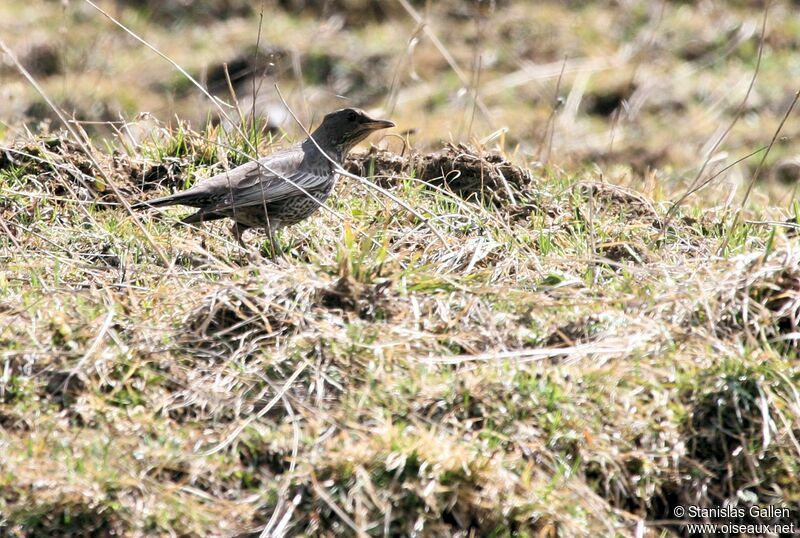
[2, 119, 800, 535]
[3, 0, 800, 535]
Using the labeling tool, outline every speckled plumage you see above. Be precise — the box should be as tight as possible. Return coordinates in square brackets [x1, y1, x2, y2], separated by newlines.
[132, 108, 393, 249]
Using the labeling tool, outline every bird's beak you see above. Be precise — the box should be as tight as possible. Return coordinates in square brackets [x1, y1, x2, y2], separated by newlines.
[363, 118, 395, 131]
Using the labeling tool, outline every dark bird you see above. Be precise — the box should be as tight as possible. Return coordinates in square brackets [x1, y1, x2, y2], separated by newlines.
[132, 108, 394, 252]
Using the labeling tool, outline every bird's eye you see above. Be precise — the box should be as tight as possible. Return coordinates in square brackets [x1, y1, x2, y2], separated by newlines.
[347, 111, 357, 122]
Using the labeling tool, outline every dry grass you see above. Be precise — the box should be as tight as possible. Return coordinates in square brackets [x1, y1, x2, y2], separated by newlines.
[2, 0, 800, 536]
[2, 120, 800, 535]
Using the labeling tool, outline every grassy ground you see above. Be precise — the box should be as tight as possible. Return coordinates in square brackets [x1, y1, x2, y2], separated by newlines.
[2, 0, 800, 536]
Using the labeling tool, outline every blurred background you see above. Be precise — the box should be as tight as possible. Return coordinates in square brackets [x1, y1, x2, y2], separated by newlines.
[2, 0, 799, 203]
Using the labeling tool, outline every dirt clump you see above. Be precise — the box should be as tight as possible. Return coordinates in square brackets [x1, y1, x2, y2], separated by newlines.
[347, 143, 535, 206]
[344, 147, 410, 186]
[114, 0, 253, 24]
[20, 42, 63, 77]
[597, 242, 650, 266]
[575, 181, 659, 222]
[0, 136, 193, 209]
[204, 45, 291, 95]
[115, 155, 186, 193]
[1, 137, 106, 201]
[317, 276, 396, 321]
[584, 82, 637, 117]
[772, 157, 800, 184]
[274, 0, 507, 25]
[649, 373, 800, 532]
[43, 370, 87, 410]
[24, 98, 118, 128]
[416, 143, 534, 205]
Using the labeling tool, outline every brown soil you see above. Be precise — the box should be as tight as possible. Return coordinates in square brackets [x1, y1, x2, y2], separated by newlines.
[112, 0, 253, 24]
[317, 276, 396, 321]
[20, 42, 63, 77]
[346, 143, 535, 205]
[597, 241, 651, 266]
[0, 137, 188, 207]
[574, 181, 660, 222]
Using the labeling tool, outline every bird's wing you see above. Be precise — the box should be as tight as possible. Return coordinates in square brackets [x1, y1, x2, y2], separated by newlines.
[195, 150, 330, 212]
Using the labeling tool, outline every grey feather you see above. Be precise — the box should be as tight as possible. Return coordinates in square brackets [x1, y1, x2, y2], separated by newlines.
[131, 107, 394, 247]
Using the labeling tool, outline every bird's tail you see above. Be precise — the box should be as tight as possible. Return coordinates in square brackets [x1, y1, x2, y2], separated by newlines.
[131, 192, 193, 210]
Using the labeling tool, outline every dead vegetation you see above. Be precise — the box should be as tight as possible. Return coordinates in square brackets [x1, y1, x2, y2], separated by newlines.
[0, 136, 188, 208]
[1, 126, 799, 535]
[3, 0, 800, 536]
[708, 251, 800, 352]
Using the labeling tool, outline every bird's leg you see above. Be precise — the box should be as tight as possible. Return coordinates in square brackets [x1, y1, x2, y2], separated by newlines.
[231, 223, 247, 248]
[233, 223, 262, 263]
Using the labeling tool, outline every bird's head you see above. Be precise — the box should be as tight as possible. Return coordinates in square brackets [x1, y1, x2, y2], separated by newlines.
[308, 107, 394, 159]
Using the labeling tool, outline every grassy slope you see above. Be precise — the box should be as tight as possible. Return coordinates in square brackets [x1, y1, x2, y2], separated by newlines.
[1, 123, 799, 536]
[2, 0, 800, 536]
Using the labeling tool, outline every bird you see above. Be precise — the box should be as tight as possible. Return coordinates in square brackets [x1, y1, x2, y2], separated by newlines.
[132, 107, 394, 253]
